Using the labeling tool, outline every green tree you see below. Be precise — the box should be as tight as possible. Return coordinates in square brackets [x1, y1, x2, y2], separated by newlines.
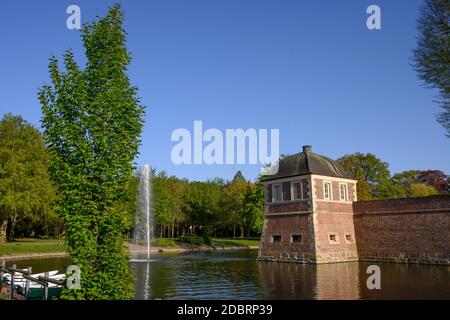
[220, 173, 249, 237]
[39, 5, 144, 299]
[413, 0, 450, 137]
[0, 114, 55, 242]
[242, 182, 265, 236]
[409, 183, 439, 197]
[337, 153, 402, 200]
[392, 170, 421, 187]
[153, 172, 187, 238]
[113, 173, 139, 235]
[182, 181, 221, 239]
[392, 169, 448, 197]
[232, 171, 246, 183]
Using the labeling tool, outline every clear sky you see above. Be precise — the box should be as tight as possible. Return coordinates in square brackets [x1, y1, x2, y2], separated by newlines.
[0, 0, 448, 182]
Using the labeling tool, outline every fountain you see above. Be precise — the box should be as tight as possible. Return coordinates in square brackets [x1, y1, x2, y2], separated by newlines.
[132, 164, 154, 262]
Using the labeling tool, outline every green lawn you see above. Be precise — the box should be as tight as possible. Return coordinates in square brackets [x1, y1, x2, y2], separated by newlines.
[0, 239, 66, 256]
[150, 238, 178, 247]
[145, 237, 260, 248]
[212, 237, 260, 248]
[0, 237, 260, 256]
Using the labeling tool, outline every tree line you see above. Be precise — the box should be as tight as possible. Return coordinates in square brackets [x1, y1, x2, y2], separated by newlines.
[1, 112, 449, 244]
[151, 170, 265, 241]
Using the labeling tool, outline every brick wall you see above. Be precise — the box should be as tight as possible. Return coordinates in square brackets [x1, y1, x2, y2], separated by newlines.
[258, 214, 316, 263]
[267, 201, 310, 214]
[353, 195, 450, 265]
[315, 201, 353, 213]
[314, 178, 355, 202]
[314, 213, 358, 263]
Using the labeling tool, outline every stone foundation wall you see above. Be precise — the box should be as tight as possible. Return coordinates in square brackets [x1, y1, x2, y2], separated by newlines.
[353, 195, 450, 265]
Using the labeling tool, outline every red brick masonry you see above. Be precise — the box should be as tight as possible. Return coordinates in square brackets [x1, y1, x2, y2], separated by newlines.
[259, 214, 316, 263]
[353, 195, 450, 265]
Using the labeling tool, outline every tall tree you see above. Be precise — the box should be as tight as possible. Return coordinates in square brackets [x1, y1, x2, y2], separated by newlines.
[0, 114, 55, 242]
[232, 171, 246, 183]
[337, 153, 402, 200]
[39, 5, 144, 299]
[412, 0, 450, 136]
[182, 181, 221, 238]
[153, 172, 187, 238]
[220, 174, 248, 237]
[242, 183, 265, 236]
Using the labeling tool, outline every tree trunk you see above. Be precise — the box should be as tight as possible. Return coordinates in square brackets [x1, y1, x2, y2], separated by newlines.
[172, 220, 175, 238]
[7, 214, 17, 242]
[240, 226, 244, 238]
[0, 220, 7, 243]
[160, 225, 163, 238]
[233, 225, 236, 238]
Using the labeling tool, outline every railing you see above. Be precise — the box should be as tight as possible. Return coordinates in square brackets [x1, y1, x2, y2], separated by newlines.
[0, 260, 64, 300]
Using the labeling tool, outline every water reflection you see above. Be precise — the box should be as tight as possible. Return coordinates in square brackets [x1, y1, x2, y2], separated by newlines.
[5, 250, 450, 300]
[315, 262, 360, 299]
[130, 250, 264, 299]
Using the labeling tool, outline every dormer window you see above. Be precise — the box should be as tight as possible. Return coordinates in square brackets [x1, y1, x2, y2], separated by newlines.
[273, 184, 282, 202]
[323, 181, 332, 200]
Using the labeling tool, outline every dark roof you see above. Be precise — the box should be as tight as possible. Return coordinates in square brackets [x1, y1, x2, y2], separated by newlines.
[262, 146, 353, 181]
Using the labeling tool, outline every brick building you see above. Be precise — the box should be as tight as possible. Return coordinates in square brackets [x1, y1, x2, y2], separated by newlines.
[258, 146, 450, 265]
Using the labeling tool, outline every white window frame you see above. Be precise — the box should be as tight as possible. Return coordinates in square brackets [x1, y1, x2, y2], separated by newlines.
[328, 232, 340, 245]
[323, 181, 332, 200]
[344, 233, 354, 244]
[272, 183, 283, 203]
[291, 180, 302, 201]
[271, 235, 282, 243]
[339, 183, 348, 201]
[290, 234, 303, 243]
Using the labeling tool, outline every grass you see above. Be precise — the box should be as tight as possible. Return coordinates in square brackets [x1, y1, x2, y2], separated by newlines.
[150, 238, 178, 247]
[211, 237, 260, 248]
[0, 237, 260, 257]
[146, 237, 260, 248]
[0, 238, 66, 256]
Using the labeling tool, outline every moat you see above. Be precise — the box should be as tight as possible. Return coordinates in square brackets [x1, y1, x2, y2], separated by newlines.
[6, 249, 450, 299]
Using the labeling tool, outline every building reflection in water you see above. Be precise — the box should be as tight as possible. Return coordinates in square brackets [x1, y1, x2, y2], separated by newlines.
[258, 261, 317, 299]
[314, 262, 360, 299]
[258, 260, 361, 299]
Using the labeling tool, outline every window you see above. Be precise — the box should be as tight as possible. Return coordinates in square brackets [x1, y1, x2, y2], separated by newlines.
[328, 233, 339, 244]
[323, 182, 332, 200]
[292, 181, 302, 200]
[291, 234, 302, 243]
[345, 234, 354, 244]
[339, 184, 348, 201]
[273, 184, 282, 202]
[266, 185, 272, 203]
[272, 235, 282, 243]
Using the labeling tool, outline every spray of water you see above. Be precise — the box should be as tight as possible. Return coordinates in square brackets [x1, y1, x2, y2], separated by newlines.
[134, 164, 153, 260]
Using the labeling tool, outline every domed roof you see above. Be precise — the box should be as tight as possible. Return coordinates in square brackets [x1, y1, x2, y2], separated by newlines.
[262, 146, 352, 181]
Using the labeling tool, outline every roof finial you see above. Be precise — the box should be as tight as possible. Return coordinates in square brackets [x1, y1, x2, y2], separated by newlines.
[303, 145, 312, 153]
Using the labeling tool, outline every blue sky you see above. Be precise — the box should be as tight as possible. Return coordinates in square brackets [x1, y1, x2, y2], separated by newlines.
[0, 0, 448, 182]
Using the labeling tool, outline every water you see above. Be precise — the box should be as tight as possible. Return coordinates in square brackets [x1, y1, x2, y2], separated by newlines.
[6, 250, 450, 299]
[134, 164, 153, 260]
